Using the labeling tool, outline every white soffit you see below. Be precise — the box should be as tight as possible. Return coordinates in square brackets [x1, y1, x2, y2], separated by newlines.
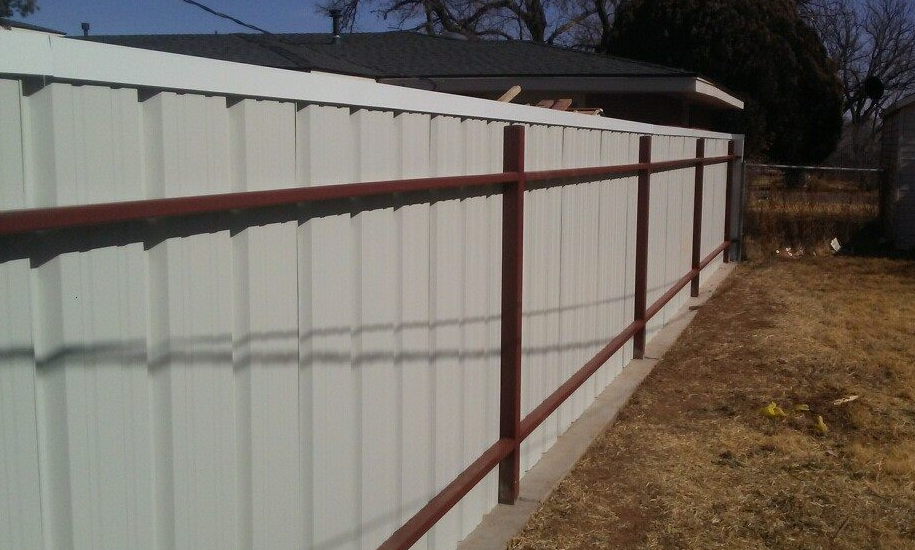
[382, 75, 744, 110]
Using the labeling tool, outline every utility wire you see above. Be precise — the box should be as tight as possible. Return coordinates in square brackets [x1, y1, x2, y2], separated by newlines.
[179, 0, 280, 37]
[177, 0, 313, 67]
[177, 0, 382, 76]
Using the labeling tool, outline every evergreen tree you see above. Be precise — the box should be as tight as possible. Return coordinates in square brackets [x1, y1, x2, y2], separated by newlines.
[609, 0, 843, 162]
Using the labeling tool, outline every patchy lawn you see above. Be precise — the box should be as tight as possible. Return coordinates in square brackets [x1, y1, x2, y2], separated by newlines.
[508, 257, 915, 550]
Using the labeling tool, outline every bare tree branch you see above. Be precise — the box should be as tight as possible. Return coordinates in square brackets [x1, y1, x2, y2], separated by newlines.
[317, 0, 621, 45]
[802, 0, 915, 123]
[802, 0, 915, 165]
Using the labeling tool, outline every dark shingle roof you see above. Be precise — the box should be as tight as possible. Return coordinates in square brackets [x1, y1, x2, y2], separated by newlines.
[1, 17, 65, 34]
[77, 31, 694, 79]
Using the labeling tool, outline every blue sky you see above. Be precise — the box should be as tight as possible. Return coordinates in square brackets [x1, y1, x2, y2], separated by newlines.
[14, 0, 392, 36]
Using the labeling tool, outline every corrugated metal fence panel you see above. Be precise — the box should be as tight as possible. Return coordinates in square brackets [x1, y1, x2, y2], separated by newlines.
[700, 139, 728, 286]
[295, 107, 504, 550]
[663, 136, 694, 333]
[645, 135, 695, 344]
[23, 82, 152, 550]
[518, 128, 640, 474]
[0, 78, 43, 550]
[149, 91, 238, 550]
[646, 135, 668, 343]
[557, 127, 598, 437]
[0, 74, 735, 550]
[427, 114, 501, 550]
[230, 97, 302, 550]
[456, 117, 502, 542]
[604, 132, 639, 378]
[393, 111, 436, 550]
[520, 124, 563, 473]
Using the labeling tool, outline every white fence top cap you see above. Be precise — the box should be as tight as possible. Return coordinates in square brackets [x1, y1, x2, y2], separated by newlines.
[0, 29, 741, 141]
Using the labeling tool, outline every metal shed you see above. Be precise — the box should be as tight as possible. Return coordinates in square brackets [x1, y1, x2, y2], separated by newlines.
[882, 94, 915, 249]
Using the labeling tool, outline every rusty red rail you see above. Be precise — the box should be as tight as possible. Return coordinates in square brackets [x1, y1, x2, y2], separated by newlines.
[0, 154, 737, 237]
[0, 126, 738, 550]
[523, 154, 733, 183]
[0, 172, 519, 236]
[517, 239, 727, 440]
[379, 438, 516, 550]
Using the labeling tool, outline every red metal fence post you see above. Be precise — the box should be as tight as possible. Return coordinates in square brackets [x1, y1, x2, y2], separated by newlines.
[690, 139, 705, 297]
[632, 135, 651, 359]
[498, 125, 525, 504]
[723, 140, 736, 263]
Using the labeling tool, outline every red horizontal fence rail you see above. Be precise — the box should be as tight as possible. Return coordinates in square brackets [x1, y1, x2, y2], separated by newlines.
[0, 149, 736, 237]
[0, 126, 738, 550]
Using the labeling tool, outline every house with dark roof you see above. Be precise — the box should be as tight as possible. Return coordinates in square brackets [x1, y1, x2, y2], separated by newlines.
[74, 28, 742, 131]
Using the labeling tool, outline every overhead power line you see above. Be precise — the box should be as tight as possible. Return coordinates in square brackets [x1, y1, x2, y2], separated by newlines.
[178, 0, 278, 36]
[175, 0, 382, 75]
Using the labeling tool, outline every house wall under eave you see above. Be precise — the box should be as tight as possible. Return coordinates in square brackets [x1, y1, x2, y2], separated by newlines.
[882, 101, 915, 249]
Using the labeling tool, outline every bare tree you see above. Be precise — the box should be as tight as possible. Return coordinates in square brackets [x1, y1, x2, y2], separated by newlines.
[318, 0, 622, 46]
[802, 0, 915, 124]
[801, 0, 915, 165]
[1, 0, 38, 18]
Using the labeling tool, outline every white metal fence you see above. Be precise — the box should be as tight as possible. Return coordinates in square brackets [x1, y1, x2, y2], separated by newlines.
[0, 31, 742, 550]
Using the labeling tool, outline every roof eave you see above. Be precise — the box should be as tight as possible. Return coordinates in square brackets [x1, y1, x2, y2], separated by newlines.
[693, 77, 744, 109]
[380, 74, 744, 110]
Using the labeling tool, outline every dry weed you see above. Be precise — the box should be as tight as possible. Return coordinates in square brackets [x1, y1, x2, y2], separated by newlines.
[742, 171, 878, 260]
[743, 194, 877, 259]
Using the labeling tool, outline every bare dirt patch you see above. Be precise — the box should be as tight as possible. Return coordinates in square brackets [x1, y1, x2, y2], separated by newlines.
[508, 257, 915, 550]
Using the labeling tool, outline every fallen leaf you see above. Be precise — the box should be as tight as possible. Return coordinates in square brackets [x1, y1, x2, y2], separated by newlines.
[760, 402, 788, 419]
[832, 395, 860, 406]
[816, 415, 829, 434]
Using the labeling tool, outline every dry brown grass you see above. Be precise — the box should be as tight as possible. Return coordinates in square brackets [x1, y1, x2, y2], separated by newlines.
[743, 191, 878, 260]
[508, 257, 915, 550]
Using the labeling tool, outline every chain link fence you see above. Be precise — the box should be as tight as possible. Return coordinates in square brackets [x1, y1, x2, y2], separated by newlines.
[742, 164, 881, 259]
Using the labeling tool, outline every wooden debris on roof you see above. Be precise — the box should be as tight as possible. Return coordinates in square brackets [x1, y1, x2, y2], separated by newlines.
[534, 98, 573, 110]
[497, 85, 522, 102]
[569, 107, 604, 116]
[532, 99, 603, 115]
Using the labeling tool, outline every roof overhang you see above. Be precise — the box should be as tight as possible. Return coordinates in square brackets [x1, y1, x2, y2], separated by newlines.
[379, 75, 744, 110]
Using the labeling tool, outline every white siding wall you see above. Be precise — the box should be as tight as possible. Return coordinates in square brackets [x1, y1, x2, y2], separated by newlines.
[0, 51, 739, 550]
[884, 104, 915, 249]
